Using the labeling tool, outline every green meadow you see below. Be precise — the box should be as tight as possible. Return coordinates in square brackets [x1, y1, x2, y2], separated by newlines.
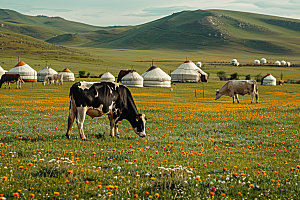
[0, 76, 299, 199]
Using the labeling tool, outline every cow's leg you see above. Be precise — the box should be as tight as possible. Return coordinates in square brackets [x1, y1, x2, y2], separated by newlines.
[76, 107, 87, 140]
[115, 121, 120, 138]
[235, 94, 239, 103]
[4, 82, 6, 89]
[232, 93, 235, 103]
[108, 115, 116, 137]
[8, 82, 10, 89]
[255, 92, 259, 103]
[251, 92, 254, 103]
[66, 105, 76, 139]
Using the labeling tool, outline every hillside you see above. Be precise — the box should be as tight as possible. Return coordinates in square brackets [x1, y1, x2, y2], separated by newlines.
[0, 9, 107, 40]
[0, 31, 102, 64]
[47, 10, 300, 54]
[1, 9, 300, 55]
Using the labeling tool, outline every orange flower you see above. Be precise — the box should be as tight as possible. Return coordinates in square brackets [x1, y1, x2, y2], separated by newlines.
[221, 193, 226, 197]
[28, 163, 33, 166]
[107, 192, 112, 196]
[155, 193, 159, 198]
[54, 192, 60, 195]
[67, 170, 73, 174]
[150, 177, 156, 181]
[210, 192, 215, 196]
[30, 194, 35, 198]
[19, 166, 24, 169]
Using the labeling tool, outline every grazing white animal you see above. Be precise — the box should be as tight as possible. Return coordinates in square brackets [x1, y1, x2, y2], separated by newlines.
[215, 80, 259, 103]
[43, 74, 63, 86]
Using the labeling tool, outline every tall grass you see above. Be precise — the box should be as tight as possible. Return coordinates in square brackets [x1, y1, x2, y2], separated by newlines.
[0, 80, 299, 199]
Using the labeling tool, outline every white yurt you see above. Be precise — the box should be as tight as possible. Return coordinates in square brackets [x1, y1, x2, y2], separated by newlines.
[101, 72, 115, 83]
[121, 71, 143, 87]
[141, 66, 171, 87]
[171, 60, 208, 82]
[0, 66, 7, 79]
[274, 61, 281, 65]
[254, 60, 260, 65]
[286, 62, 291, 67]
[196, 62, 202, 68]
[6, 61, 37, 82]
[261, 74, 276, 86]
[281, 60, 286, 66]
[260, 58, 267, 64]
[231, 59, 238, 65]
[37, 66, 58, 82]
[59, 68, 75, 81]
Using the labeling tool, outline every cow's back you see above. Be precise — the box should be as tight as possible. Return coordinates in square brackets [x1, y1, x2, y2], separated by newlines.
[231, 80, 255, 95]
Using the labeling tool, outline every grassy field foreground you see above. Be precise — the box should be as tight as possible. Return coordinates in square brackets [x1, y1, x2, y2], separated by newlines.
[0, 80, 299, 199]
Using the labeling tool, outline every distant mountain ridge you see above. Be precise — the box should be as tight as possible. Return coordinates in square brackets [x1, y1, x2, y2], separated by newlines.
[1, 8, 300, 54]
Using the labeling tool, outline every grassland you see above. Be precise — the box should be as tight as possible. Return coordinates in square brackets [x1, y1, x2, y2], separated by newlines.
[1, 8, 300, 199]
[0, 79, 299, 199]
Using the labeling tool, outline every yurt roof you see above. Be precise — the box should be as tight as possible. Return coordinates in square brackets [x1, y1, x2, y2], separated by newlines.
[196, 62, 201, 67]
[274, 61, 281, 65]
[122, 71, 143, 81]
[62, 68, 73, 73]
[121, 71, 143, 87]
[8, 61, 37, 74]
[171, 60, 201, 75]
[37, 66, 58, 75]
[142, 66, 171, 81]
[6, 61, 37, 82]
[101, 72, 115, 82]
[14, 61, 26, 67]
[177, 60, 200, 70]
[262, 74, 276, 80]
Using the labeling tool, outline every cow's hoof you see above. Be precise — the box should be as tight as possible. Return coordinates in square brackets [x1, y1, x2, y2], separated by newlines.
[116, 134, 120, 138]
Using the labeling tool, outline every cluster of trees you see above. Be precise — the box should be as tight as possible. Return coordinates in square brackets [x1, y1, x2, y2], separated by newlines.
[217, 71, 260, 81]
[79, 71, 104, 78]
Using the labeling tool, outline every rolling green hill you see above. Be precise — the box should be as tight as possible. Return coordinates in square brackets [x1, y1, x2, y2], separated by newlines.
[1, 8, 300, 56]
[46, 10, 300, 55]
[0, 9, 107, 40]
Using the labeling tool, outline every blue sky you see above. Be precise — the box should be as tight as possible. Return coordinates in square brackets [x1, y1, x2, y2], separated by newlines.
[2, 0, 300, 26]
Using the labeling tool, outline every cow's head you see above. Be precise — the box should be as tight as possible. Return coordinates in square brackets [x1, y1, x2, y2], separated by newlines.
[133, 114, 147, 137]
[215, 89, 221, 100]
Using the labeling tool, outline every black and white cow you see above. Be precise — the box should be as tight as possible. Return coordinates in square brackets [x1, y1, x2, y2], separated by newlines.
[66, 81, 147, 139]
